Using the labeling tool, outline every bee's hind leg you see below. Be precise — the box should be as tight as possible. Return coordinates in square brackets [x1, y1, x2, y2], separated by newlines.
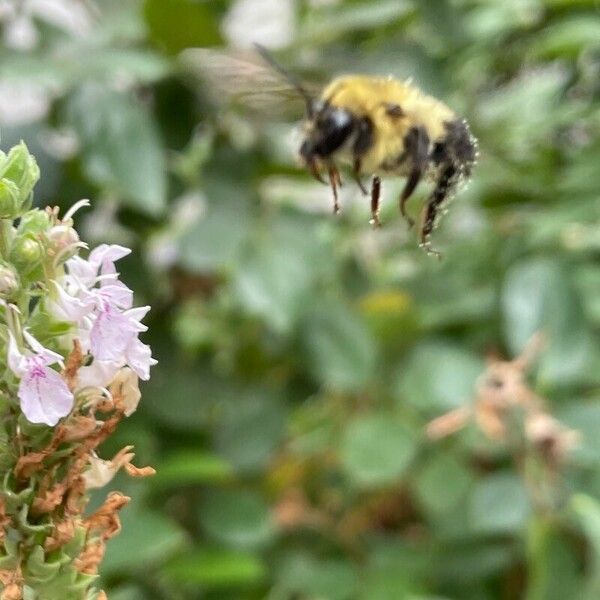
[399, 126, 430, 229]
[370, 176, 382, 228]
[399, 169, 420, 229]
[419, 163, 456, 259]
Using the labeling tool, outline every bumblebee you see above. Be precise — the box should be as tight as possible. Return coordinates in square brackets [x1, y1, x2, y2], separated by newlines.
[255, 45, 478, 256]
[184, 46, 478, 256]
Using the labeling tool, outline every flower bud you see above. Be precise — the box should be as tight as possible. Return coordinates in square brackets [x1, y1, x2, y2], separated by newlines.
[0, 142, 40, 215]
[0, 262, 19, 297]
[11, 234, 43, 271]
[46, 224, 80, 260]
[18, 209, 51, 236]
[0, 178, 21, 219]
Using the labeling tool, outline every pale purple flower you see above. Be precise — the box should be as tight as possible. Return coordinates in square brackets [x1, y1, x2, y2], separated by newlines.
[51, 242, 156, 385]
[64, 244, 130, 287]
[8, 331, 74, 426]
[89, 244, 131, 277]
[90, 306, 138, 362]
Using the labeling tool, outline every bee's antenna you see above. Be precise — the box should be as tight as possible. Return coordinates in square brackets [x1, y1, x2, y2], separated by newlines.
[253, 43, 314, 117]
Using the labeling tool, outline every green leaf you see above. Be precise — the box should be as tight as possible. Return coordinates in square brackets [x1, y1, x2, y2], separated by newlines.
[303, 303, 377, 391]
[502, 258, 594, 386]
[153, 451, 234, 487]
[478, 67, 566, 153]
[105, 586, 147, 600]
[556, 401, 600, 467]
[360, 567, 421, 600]
[66, 84, 167, 215]
[178, 201, 250, 273]
[101, 508, 187, 575]
[233, 215, 325, 332]
[529, 16, 600, 60]
[469, 472, 531, 535]
[339, 415, 417, 488]
[199, 489, 275, 550]
[414, 453, 472, 515]
[571, 495, 600, 599]
[436, 541, 515, 583]
[277, 553, 359, 600]
[143, 353, 233, 431]
[526, 517, 583, 600]
[165, 549, 266, 587]
[300, 0, 413, 43]
[395, 341, 484, 411]
[214, 390, 287, 473]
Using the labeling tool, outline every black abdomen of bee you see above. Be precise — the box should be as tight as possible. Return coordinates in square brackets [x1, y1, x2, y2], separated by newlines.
[434, 119, 478, 175]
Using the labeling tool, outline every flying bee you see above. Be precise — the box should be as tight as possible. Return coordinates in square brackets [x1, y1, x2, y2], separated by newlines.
[182, 46, 478, 256]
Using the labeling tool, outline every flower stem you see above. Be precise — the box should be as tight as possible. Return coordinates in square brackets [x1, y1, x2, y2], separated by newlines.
[0, 218, 12, 259]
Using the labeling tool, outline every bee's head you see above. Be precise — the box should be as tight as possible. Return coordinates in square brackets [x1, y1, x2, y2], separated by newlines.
[299, 102, 355, 163]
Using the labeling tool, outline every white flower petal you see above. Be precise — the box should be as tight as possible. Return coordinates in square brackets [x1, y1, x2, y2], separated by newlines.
[82, 454, 117, 489]
[109, 367, 142, 416]
[125, 338, 157, 381]
[77, 359, 121, 389]
[65, 255, 97, 286]
[50, 280, 94, 321]
[22, 329, 63, 365]
[7, 331, 26, 376]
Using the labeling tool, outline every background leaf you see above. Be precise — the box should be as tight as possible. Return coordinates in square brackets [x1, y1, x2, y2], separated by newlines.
[66, 85, 167, 215]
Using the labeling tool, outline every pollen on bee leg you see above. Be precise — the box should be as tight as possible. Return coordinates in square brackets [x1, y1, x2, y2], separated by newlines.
[419, 241, 443, 260]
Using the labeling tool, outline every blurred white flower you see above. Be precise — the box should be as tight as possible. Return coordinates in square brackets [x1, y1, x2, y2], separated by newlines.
[222, 0, 296, 50]
[0, 81, 50, 125]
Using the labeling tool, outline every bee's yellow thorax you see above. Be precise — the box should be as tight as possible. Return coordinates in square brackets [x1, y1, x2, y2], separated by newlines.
[321, 76, 455, 174]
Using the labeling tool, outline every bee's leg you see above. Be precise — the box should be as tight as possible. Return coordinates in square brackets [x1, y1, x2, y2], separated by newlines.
[308, 158, 327, 185]
[327, 165, 341, 214]
[352, 158, 368, 195]
[419, 163, 456, 258]
[399, 170, 420, 228]
[370, 176, 382, 228]
[400, 126, 430, 229]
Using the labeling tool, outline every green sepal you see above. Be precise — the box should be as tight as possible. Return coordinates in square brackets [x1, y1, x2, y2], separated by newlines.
[0, 532, 20, 569]
[16, 504, 53, 536]
[2, 472, 35, 511]
[26, 545, 62, 583]
[25, 564, 99, 600]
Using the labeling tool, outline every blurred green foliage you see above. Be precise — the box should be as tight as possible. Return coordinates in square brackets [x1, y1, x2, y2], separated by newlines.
[1, 0, 600, 598]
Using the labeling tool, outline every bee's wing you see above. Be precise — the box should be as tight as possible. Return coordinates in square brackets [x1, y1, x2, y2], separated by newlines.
[179, 48, 319, 117]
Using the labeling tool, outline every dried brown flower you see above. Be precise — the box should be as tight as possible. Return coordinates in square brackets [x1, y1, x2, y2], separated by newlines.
[426, 333, 579, 471]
